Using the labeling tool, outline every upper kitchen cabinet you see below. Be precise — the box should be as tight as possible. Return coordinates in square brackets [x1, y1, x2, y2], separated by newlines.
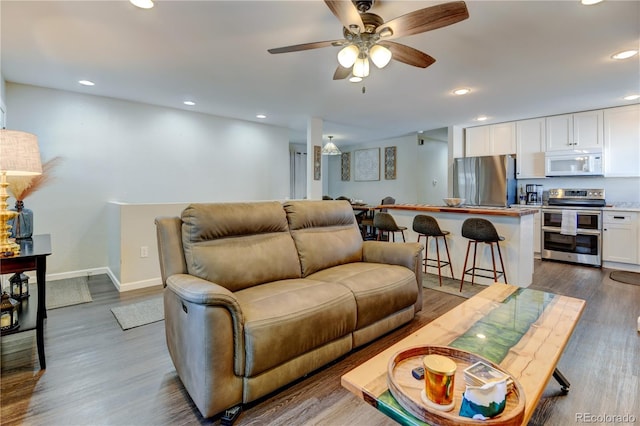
[604, 104, 640, 177]
[545, 110, 603, 151]
[465, 122, 516, 157]
[516, 118, 546, 178]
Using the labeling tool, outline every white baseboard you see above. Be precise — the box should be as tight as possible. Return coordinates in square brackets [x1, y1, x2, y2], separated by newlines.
[117, 277, 163, 292]
[603, 261, 640, 273]
[46, 267, 162, 292]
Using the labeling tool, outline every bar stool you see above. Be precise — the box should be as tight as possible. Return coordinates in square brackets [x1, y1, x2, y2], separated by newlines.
[373, 212, 406, 242]
[412, 215, 454, 287]
[459, 218, 508, 292]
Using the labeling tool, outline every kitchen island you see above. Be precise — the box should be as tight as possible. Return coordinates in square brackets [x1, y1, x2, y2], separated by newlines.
[380, 204, 538, 287]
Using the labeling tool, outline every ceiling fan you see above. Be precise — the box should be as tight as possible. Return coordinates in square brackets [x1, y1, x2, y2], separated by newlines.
[268, 0, 469, 81]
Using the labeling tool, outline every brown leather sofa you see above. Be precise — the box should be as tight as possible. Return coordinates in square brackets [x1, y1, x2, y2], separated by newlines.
[155, 200, 423, 418]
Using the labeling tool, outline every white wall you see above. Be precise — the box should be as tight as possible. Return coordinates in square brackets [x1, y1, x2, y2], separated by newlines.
[6, 83, 290, 278]
[417, 138, 448, 205]
[327, 134, 421, 205]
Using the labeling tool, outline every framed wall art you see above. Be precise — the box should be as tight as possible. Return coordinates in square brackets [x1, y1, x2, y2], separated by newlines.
[354, 148, 380, 181]
[384, 146, 397, 180]
[341, 152, 350, 181]
[313, 145, 321, 180]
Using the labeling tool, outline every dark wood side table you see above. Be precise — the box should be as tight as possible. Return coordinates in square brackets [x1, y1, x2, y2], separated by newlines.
[1, 234, 52, 369]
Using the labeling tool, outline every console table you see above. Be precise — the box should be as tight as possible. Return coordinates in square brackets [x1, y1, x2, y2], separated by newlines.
[0, 234, 51, 369]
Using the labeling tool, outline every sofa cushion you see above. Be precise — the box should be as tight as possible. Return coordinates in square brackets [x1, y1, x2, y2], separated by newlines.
[182, 202, 302, 292]
[234, 278, 357, 377]
[284, 200, 363, 276]
[306, 262, 418, 329]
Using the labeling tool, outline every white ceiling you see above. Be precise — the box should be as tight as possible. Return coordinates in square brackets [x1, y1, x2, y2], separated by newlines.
[1, 1, 638, 146]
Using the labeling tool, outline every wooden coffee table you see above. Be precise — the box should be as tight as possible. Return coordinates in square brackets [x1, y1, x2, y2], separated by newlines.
[341, 283, 585, 425]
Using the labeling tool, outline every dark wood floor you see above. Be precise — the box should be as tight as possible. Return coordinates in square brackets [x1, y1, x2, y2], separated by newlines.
[1, 260, 639, 425]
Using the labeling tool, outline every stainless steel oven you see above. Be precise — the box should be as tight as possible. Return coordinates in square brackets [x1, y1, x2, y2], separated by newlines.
[541, 188, 605, 267]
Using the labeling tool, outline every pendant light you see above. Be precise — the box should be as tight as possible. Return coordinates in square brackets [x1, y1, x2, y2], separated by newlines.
[338, 45, 359, 68]
[352, 56, 370, 78]
[321, 136, 341, 155]
[369, 45, 392, 68]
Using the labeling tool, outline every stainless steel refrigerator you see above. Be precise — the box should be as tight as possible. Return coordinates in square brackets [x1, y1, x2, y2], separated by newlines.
[453, 155, 516, 207]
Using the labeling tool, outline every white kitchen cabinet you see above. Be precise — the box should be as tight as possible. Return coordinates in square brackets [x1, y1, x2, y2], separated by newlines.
[465, 126, 490, 157]
[602, 211, 639, 264]
[533, 208, 541, 255]
[516, 118, 546, 178]
[604, 104, 640, 177]
[546, 110, 603, 151]
[491, 122, 517, 155]
[465, 122, 516, 157]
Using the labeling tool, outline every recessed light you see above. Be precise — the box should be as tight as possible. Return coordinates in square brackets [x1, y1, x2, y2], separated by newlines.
[78, 80, 95, 86]
[623, 94, 640, 101]
[476, 116, 488, 121]
[612, 50, 638, 60]
[453, 88, 471, 95]
[183, 101, 195, 106]
[581, 0, 603, 5]
[256, 114, 267, 119]
[349, 76, 363, 83]
[130, 0, 154, 9]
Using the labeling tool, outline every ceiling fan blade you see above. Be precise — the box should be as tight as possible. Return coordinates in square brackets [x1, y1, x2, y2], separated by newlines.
[376, 1, 469, 39]
[380, 41, 436, 68]
[333, 65, 351, 80]
[324, 0, 365, 34]
[268, 40, 345, 54]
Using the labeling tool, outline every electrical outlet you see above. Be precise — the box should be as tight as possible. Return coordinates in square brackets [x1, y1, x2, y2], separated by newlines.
[140, 246, 149, 258]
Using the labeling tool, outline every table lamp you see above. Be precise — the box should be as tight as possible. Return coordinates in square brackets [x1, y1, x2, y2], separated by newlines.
[0, 130, 42, 255]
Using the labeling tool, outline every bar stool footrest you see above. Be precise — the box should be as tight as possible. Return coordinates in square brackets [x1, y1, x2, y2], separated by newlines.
[463, 267, 505, 281]
[424, 258, 451, 268]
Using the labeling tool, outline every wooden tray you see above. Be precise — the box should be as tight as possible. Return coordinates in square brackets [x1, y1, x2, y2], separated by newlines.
[387, 345, 525, 426]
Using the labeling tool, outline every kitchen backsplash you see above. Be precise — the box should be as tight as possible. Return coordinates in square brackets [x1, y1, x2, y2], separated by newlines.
[517, 176, 640, 204]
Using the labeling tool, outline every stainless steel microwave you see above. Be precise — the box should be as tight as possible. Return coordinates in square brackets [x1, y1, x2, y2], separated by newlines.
[545, 150, 603, 176]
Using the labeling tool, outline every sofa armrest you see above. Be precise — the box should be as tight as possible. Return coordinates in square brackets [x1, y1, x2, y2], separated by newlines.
[362, 241, 424, 312]
[166, 274, 245, 375]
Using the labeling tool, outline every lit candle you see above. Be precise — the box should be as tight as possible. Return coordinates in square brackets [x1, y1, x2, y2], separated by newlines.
[0, 313, 10, 328]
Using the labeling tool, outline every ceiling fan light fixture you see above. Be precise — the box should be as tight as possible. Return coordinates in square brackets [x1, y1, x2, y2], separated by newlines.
[130, 0, 154, 9]
[611, 50, 638, 60]
[378, 27, 393, 38]
[349, 76, 363, 83]
[370, 45, 392, 69]
[338, 45, 359, 68]
[353, 56, 370, 78]
[321, 136, 341, 156]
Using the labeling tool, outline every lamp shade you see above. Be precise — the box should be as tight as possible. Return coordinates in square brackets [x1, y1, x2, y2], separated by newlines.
[353, 56, 370, 78]
[370, 44, 392, 68]
[337, 45, 359, 68]
[321, 136, 341, 155]
[0, 130, 42, 176]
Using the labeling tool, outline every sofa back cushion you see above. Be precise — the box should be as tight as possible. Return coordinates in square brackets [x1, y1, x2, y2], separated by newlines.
[284, 200, 363, 277]
[182, 202, 302, 292]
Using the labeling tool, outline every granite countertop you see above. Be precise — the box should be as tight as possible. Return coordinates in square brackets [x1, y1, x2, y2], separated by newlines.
[380, 204, 538, 217]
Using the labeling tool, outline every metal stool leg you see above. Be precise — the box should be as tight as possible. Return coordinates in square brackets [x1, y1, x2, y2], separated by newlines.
[496, 241, 507, 283]
[424, 235, 429, 273]
[471, 241, 478, 285]
[489, 242, 498, 282]
[460, 241, 472, 292]
[435, 237, 442, 287]
[443, 236, 455, 280]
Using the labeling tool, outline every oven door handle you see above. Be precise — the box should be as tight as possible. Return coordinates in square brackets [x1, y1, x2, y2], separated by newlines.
[542, 226, 601, 235]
